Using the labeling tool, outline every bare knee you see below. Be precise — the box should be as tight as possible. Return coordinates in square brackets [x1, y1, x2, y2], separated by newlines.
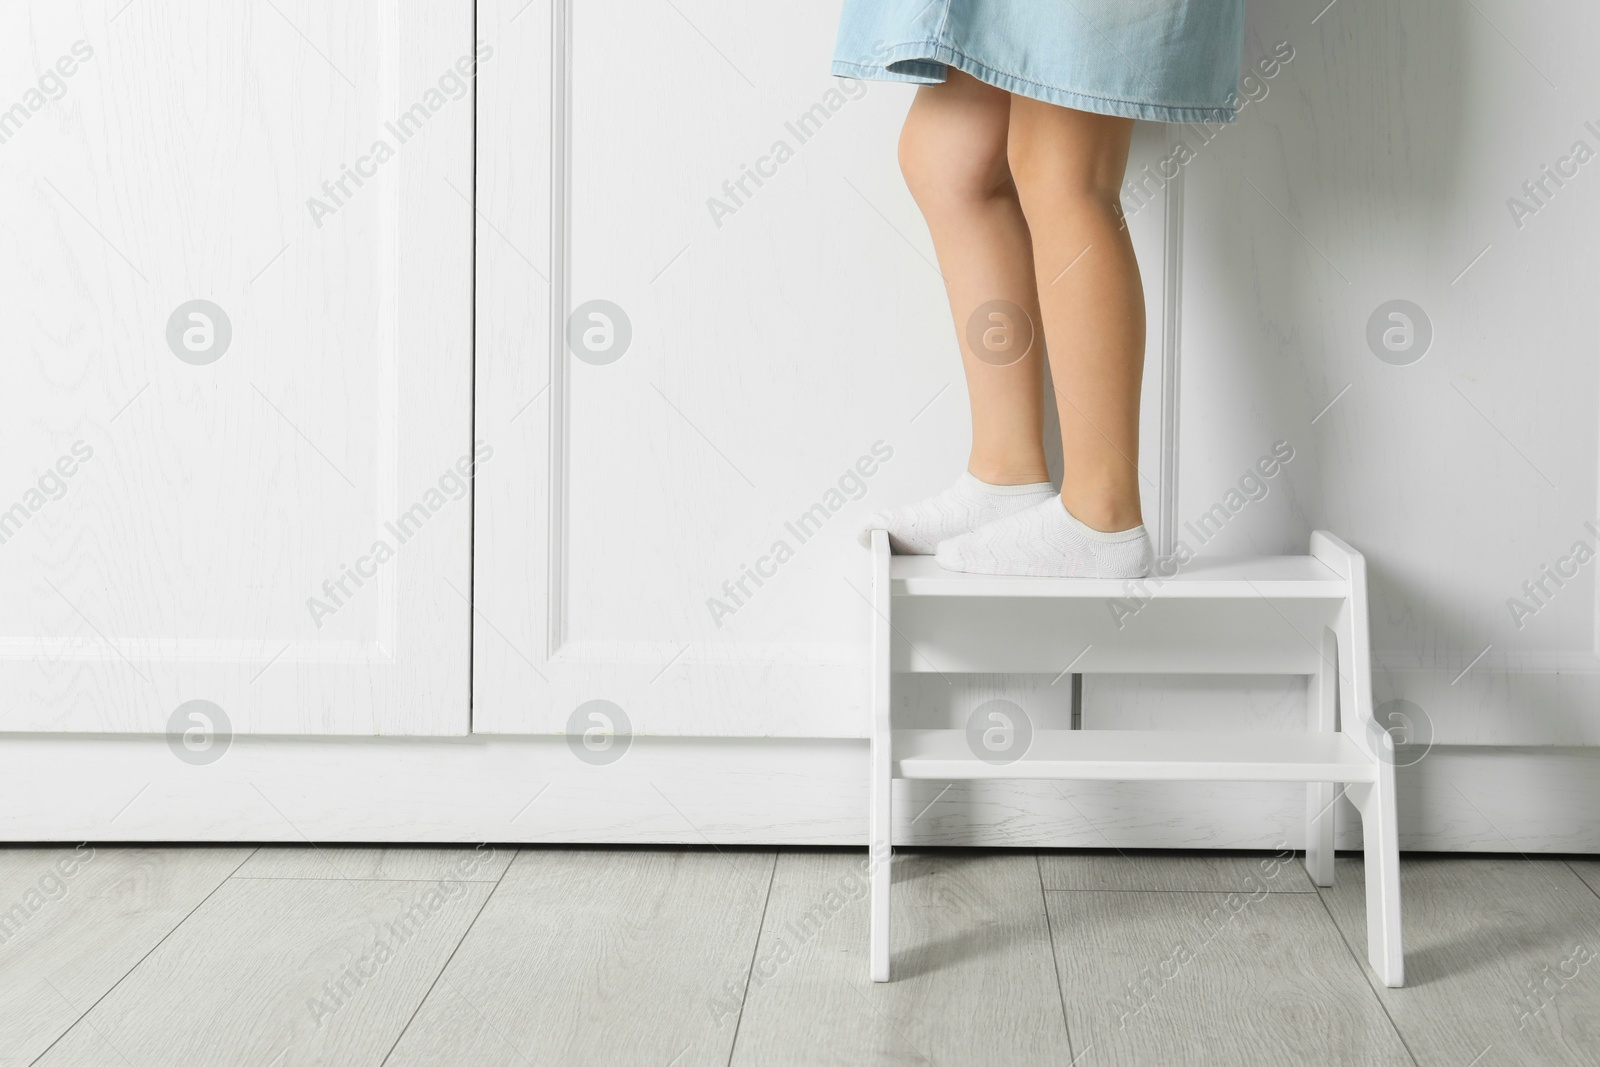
[1006, 107, 1132, 223]
[898, 82, 1014, 213]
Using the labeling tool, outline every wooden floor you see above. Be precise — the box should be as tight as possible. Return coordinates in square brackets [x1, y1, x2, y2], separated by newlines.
[2, 847, 1597, 1066]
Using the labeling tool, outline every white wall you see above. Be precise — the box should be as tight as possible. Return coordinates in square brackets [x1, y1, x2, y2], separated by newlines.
[1173, 0, 1600, 745]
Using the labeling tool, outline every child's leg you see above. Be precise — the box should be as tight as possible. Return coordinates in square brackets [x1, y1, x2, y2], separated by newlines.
[860, 71, 1058, 555]
[934, 101, 1152, 578]
[1006, 100, 1144, 534]
[898, 70, 1049, 485]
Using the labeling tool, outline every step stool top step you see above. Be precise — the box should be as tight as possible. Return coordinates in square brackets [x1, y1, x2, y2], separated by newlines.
[890, 555, 1348, 599]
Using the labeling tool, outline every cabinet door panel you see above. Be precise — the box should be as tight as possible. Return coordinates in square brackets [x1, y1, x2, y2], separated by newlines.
[0, 1, 474, 735]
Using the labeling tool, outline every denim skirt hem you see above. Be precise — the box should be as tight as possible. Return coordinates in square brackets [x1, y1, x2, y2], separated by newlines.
[833, 43, 1238, 124]
[831, 0, 1245, 126]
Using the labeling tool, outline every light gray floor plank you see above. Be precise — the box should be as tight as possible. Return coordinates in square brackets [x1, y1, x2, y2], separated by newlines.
[9, 846, 1598, 1066]
[1567, 859, 1600, 901]
[1039, 849, 1315, 893]
[382, 847, 775, 1067]
[0, 845, 253, 1067]
[1321, 856, 1600, 1066]
[233, 845, 513, 882]
[731, 850, 1073, 1066]
[32, 875, 494, 1067]
[1048, 886, 1411, 1065]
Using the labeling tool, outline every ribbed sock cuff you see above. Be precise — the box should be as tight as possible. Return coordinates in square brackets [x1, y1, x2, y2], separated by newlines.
[962, 472, 1055, 496]
[1059, 499, 1146, 543]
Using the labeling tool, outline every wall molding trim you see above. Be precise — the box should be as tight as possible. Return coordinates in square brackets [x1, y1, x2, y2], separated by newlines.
[1156, 145, 1184, 560]
[545, 0, 571, 659]
[1, 736, 1594, 852]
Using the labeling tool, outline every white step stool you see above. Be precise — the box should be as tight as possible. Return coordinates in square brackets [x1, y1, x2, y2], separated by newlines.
[866, 528, 1403, 987]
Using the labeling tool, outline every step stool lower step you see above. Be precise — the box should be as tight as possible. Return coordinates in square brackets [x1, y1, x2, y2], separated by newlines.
[892, 728, 1378, 783]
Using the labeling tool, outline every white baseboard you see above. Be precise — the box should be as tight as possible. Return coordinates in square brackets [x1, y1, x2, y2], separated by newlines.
[0, 735, 1593, 851]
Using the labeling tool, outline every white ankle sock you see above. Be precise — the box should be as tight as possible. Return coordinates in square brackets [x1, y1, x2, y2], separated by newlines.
[859, 473, 1056, 555]
[934, 496, 1152, 578]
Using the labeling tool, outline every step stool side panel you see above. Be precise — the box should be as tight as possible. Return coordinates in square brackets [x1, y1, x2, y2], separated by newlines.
[1309, 529, 1357, 580]
[1325, 534, 1405, 986]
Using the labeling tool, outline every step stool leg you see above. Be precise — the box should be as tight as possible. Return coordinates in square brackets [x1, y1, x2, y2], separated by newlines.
[868, 530, 893, 982]
[1366, 767, 1404, 987]
[1318, 529, 1404, 987]
[869, 736, 892, 982]
[1305, 626, 1338, 887]
[1346, 772, 1403, 987]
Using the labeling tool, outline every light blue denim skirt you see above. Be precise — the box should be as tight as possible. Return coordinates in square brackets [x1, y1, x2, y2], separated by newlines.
[831, 0, 1246, 124]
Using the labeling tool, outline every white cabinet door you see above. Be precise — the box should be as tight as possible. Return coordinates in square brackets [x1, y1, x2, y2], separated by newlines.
[474, 0, 1175, 736]
[0, 1, 475, 735]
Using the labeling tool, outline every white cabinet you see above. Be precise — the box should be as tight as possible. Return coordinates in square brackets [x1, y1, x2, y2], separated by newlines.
[4, 0, 1597, 758]
[0, 0, 1597, 849]
[0, 1, 475, 735]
